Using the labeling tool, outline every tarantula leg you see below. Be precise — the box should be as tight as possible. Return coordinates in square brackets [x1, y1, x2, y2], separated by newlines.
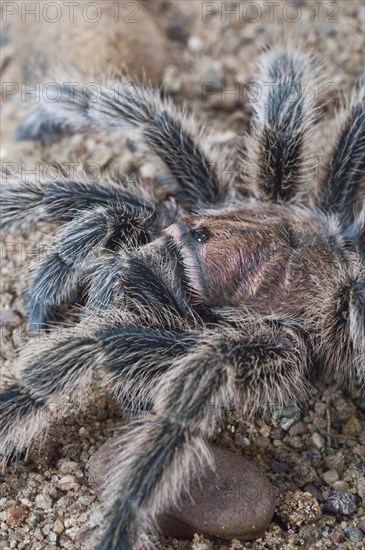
[320, 85, 365, 227]
[355, 204, 365, 258]
[27, 204, 151, 329]
[310, 260, 365, 384]
[0, 331, 96, 461]
[0, 321, 198, 461]
[0, 172, 154, 228]
[343, 203, 365, 258]
[119, 251, 188, 319]
[84, 253, 123, 315]
[243, 47, 320, 203]
[98, 322, 308, 550]
[87, 242, 189, 323]
[15, 82, 229, 209]
[0, 385, 48, 462]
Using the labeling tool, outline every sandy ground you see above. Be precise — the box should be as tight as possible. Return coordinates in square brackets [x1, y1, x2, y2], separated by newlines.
[1, 1, 365, 549]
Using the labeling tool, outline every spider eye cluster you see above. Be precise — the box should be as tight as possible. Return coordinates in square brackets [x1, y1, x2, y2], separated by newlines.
[192, 227, 210, 243]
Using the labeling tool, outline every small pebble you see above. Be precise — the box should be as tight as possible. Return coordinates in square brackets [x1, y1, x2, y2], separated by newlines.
[278, 406, 301, 431]
[357, 477, 365, 500]
[357, 518, 365, 533]
[333, 481, 350, 492]
[46, 531, 57, 543]
[59, 461, 79, 475]
[255, 436, 270, 449]
[270, 461, 290, 474]
[35, 494, 52, 510]
[27, 512, 42, 527]
[324, 515, 336, 526]
[344, 527, 363, 542]
[270, 427, 285, 440]
[299, 524, 317, 543]
[235, 433, 250, 447]
[57, 475, 79, 492]
[289, 421, 307, 436]
[65, 526, 78, 540]
[78, 427, 89, 439]
[303, 484, 324, 503]
[6, 505, 27, 527]
[64, 517, 76, 529]
[325, 454, 345, 474]
[34, 527, 43, 541]
[321, 470, 340, 485]
[48, 487, 58, 500]
[324, 492, 359, 515]
[42, 523, 51, 535]
[53, 519, 64, 535]
[279, 491, 321, 527]
[342, 417, 362, 438]
[311, 432, 325, 451]
[78, 495, 95, 506]
[330, 531, 346, 544]
[294, 463, 318, 486]
[280, 417, 298, 431]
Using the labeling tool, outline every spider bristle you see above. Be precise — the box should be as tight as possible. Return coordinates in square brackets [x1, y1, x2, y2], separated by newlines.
[0, 173, 45, 229]
[320, 82, 365, 226]
[25, 202, 152, 329]
[242, 46, 322, 205]
[14, 79, 229, 209]
[1, 169, 155, 229]
[0, 383, 49, 464]
[0, 327, 99, 460]
[306, 260, 365, 385]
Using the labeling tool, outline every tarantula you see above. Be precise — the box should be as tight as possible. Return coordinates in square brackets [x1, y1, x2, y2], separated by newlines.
[1, 46, 364, 549]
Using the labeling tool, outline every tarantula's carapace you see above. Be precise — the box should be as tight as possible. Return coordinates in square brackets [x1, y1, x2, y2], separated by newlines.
[1, 46, 364, 549]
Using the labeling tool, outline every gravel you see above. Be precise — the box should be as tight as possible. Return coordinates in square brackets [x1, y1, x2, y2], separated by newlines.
[1, 1, 365, 549]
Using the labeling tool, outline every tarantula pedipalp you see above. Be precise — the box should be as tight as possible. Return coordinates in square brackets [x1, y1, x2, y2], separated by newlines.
[1, 47, 364, 549]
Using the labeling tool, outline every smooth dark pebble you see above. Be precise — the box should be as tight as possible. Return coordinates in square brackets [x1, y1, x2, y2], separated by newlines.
[303, 484, 324, 503]
[270, 461, 290, 474]
[89, 440, 276, 541]
[158, 446, 276, 541]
